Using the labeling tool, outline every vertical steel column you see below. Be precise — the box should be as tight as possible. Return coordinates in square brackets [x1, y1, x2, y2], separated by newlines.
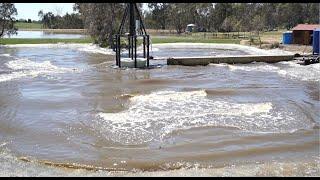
[118, 35, 121, 68]
[130, 36, 134, 60]
[115, 35, 119, 66]
[129, 3, 135, 37]
[134, 35, 137, 68]
[128, 36, 131, 58]
[143, 36, 146, 58]
[115, 3, 150, 68]
[146, 35, 149, 67]
[129, 3, 136, 62]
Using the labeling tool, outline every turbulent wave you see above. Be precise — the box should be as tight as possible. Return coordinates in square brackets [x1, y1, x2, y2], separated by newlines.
[95, 90, 314, 145]
[210, 61, 320, 82]
[76, 44, 115, 55]
[0, 57, 77, 82]
[0, 54, 12, 57]
[277, 61, 320, 82]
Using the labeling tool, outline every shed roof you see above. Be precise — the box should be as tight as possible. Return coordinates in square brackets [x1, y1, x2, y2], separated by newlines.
[292, 24, 320, 31]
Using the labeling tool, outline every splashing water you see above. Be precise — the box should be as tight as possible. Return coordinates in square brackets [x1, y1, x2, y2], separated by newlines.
[95, 90, 314, 145]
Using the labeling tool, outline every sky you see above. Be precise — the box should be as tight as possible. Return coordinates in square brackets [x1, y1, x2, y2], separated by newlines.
[15, 3, 75, 20]
[14, 3, 149, 21]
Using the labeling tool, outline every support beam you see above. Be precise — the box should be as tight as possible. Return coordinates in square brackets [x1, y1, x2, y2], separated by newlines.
[147, 35, 150, 67]
[114, 3, 150, 68]
[134, 35, 137, 68]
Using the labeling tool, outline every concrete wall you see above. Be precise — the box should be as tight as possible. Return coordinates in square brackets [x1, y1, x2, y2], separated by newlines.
[167, 55, 294, 66]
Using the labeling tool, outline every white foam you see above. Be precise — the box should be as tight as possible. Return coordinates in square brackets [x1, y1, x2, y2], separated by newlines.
[0, 54, 11, 57]
[277, 61, 320, 81]
[223, 61, 320, 82]
[0, 43, 153, 55]
[76, 44, 115, 55]
[0, 58, 77, 82]
[1, 43, 115, 55]
[1, 43, 89, 48]
[95, 90, 313, 145]
[227, 63, 280, 72]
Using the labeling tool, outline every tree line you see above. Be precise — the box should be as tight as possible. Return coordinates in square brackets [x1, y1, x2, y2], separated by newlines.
[75, 3, 319, 46]
[37, 10, 84, 29]
[1, 3, 319, 47]
[144, 3, 319, 33]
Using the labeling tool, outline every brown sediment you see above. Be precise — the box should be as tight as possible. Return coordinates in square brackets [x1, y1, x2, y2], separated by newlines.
[116, 94, 136, 100]
[169, 140, 319, 162]
[181, 88, 254, 96]
[18, 156, 128, 172]
[134, 79, 180, 85]
[205, 89, 238, 96]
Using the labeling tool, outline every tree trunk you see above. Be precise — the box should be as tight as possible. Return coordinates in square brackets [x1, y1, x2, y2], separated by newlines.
[258, 31, 262, 48]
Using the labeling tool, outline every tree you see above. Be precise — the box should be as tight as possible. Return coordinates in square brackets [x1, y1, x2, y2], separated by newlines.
[76, 3, 125, 47]
[196, 3, 213, 31]
[147, 3, 169, 29]
[38, 10, 84, 29]
[220, 16, 236, 32]
[212, 3, 233, 31]
[166, 3, 190, 34]
[71, 3, 320, 47]
[38, 10, 44, 20]
[251, 15, 265, 47]
[0, 3, 17, 38]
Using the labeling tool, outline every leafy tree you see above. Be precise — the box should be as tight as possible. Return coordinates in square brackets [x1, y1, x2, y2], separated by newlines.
[0, 3, 17, 38]
[76, 3, 125, 47]
[70, 3, 320, 47]
[147, 3, 169, 29]
[251, 15, 265, 47]
[38, 10, 84, 29]
[195, 3, 213, 31]
[220, 16, 236, 32]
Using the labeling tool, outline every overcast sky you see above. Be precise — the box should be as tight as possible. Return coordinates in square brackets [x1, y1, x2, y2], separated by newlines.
[15, 3, 75, 20]
[14, 3, 149, 21]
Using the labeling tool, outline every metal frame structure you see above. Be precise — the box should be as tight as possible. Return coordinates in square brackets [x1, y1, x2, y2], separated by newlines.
[114, 3, 150, 68]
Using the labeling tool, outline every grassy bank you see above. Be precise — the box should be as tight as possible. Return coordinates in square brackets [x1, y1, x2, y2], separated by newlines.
[17, 29, 86, 34]
[0, 36, 239, 45]
[14, 22, 85, 34]
[151, 37, 241, 44]
[147, 29, 285, 44]
[0, 38, 93, 45]
[14, 22, 43, 29]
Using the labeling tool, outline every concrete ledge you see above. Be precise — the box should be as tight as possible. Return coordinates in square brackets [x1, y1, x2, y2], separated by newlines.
[167, 55, 294, 66]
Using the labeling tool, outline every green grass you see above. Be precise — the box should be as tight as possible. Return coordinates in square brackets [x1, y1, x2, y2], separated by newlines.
[0, 38, 93, 45]
[151, 37, 241, 44]
[14, 22, 43, 29]
[0, 36, 240, 46]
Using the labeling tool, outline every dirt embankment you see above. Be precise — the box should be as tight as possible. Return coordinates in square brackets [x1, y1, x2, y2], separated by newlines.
[278, 44, 313, 55]
[240, 39, 313, 55]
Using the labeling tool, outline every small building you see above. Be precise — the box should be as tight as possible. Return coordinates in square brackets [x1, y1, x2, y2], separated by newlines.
[313, 28, 320, 55]
[291, 24, 320, 45]
[282, 31, 293, 44]
[185, 24, 197, 33]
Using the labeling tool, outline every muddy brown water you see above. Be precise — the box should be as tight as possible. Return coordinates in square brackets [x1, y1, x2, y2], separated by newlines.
[0, 44, 319, 176]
